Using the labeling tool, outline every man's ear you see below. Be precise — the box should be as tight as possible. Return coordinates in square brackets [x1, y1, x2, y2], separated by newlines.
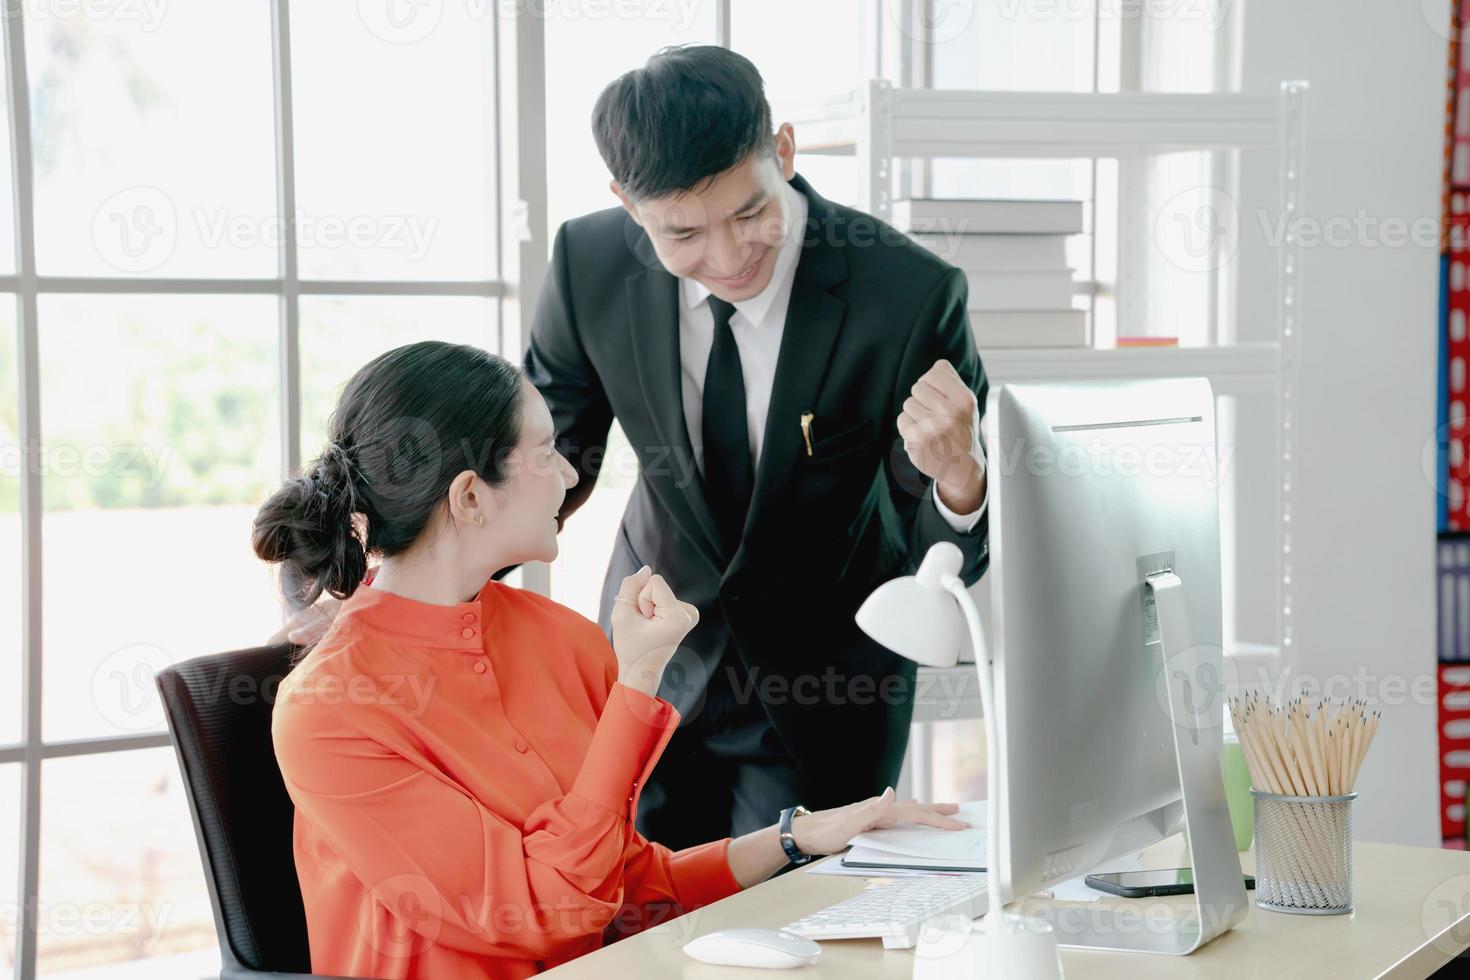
[775, 123, 797, 181]
[610, 180, 643, 225]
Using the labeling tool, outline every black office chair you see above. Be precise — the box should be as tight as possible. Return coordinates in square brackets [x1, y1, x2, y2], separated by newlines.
[156, 644, 358, 980]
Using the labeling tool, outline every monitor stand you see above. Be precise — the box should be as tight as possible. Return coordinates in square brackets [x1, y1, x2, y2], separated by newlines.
[1032, 569, 1249, 954]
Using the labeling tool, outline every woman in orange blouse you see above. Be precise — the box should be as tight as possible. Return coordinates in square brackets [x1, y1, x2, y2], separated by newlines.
[254, 341, 964, 979]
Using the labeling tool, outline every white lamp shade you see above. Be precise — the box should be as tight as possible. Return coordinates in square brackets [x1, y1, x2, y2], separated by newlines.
[854, 543, 966, 667]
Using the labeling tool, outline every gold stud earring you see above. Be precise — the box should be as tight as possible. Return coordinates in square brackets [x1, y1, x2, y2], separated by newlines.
[474, 515, 484, 527]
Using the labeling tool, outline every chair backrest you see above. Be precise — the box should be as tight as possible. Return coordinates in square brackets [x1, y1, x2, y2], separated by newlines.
[156, 644, 312, 975]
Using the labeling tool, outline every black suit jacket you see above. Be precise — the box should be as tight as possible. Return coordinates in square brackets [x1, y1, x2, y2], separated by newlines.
[522, 173, 990, 806]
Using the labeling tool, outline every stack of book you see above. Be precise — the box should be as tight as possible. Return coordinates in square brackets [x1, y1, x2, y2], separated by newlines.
[893, 197, 1087, 349]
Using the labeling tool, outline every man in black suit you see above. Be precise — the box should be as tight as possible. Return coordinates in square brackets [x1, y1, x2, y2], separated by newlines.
[527, 45, 991, 850]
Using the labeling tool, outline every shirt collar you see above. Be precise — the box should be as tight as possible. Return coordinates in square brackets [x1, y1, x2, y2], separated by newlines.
[333, 573, 497, 652]
[680, 179, 808, 328]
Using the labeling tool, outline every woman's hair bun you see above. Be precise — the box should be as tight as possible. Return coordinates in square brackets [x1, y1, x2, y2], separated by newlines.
[252, 341, 525, 616]
[251, 442, 369, 606]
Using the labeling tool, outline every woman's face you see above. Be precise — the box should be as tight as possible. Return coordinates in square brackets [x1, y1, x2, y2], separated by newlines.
[485, 378, 578, 567]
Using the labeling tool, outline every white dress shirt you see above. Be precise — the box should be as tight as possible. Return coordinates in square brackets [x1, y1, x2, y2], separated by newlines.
[676, 180, 986, 533]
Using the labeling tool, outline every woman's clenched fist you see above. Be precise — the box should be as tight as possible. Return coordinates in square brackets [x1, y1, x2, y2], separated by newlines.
[610, 565, 699, 696]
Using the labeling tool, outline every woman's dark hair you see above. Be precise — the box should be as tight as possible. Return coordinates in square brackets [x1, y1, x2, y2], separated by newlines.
[252, 341, 524, 608]
[592, 44, 775, 201]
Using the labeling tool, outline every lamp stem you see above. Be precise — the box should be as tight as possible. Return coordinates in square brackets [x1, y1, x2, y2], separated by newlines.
[942, 576, 1008, 930]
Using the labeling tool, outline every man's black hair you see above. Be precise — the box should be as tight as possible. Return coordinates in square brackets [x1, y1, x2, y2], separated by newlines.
[592, 44, 776, 202]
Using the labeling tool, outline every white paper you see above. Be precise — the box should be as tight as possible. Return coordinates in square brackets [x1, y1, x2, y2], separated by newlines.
[1042, 852, 1146, 903]
[819, 803, 1149, 906]
[846, 801, 987, 861]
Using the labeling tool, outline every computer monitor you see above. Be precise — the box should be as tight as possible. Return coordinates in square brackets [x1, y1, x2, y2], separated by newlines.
[987, 377, 1247, 953]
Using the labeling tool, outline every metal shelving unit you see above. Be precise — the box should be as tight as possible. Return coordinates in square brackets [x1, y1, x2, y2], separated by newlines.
[795, 81, 1312, 725]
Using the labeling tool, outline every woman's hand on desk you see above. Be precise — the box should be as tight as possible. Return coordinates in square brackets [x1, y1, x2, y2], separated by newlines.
[724, 787, 966, 888]
[610, 566, 699, 697]
[790, 787, 967, 856]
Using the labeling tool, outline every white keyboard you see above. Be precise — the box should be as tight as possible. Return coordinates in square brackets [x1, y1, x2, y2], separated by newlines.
[784, 874, 990, 949]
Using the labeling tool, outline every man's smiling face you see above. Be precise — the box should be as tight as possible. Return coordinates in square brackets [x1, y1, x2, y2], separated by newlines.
[613, 123, 798, 304]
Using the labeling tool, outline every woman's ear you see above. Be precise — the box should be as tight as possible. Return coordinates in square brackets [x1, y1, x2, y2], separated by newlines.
[446, 469, 493, 528]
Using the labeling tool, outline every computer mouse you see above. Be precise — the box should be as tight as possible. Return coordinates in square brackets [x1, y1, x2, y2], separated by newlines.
[682, 928, 822, 969]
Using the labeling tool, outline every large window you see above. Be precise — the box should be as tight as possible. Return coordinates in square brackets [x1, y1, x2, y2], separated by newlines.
[36, 750, 215, 977]
[289, 4, 498, 281]
[39, 295, 281, 743]
[4, 4, 509, 977]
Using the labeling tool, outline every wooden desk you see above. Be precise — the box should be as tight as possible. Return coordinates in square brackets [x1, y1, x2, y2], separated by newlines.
[545, 836, 1470, 979]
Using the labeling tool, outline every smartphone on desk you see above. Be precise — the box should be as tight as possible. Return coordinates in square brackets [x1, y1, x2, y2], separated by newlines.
[1084, 868, 1256, 898]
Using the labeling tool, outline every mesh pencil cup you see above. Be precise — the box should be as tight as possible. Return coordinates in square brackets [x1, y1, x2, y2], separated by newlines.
[1250, 790, 1356, 915]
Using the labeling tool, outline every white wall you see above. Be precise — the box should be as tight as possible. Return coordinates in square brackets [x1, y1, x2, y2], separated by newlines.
[1236, 0, 1448, 844]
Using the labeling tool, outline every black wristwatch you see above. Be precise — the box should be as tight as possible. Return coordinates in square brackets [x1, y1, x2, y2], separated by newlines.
[779, 805, 814, 865]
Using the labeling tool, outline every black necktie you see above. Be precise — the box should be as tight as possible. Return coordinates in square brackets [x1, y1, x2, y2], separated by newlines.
[702, 297, 753, 556]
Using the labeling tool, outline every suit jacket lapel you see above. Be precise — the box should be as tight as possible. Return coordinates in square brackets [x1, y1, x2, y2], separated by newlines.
[622, 173, 851, 576]
[624, 252, 726, 569]
[739, 176, 851, 551]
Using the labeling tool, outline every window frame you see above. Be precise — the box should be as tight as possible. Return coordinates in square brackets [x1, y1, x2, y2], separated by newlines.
[2, 2, 542, 977]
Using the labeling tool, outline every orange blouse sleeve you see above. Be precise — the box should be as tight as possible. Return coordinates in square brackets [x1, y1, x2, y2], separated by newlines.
[609, 831, 742, 938]
[273, 679, 688, 962]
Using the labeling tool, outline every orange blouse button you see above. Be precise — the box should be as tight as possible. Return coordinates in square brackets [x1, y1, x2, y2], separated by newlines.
[461, 627, 475, 639]
[461, 613, 475, 624]
[473, 662, 487, 674]
[513, 737, 529, 753]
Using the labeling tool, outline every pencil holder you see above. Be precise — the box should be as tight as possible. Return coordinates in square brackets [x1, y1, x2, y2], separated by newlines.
[1250, 790, 1356, 915]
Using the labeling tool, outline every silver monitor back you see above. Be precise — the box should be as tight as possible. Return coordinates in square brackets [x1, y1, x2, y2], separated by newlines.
[989, 377, 1222, 903]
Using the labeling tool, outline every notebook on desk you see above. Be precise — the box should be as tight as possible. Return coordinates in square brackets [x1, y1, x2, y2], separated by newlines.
[839, 801, 986, 873]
